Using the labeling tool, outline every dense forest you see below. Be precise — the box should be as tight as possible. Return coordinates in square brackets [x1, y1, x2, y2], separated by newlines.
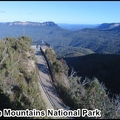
[54, 46, 95, 58]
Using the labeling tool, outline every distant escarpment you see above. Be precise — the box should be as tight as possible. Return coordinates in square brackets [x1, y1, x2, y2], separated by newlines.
[96, 23, 120, 30]
[0, 21, 65, 43]
[0, 21, 57, 27]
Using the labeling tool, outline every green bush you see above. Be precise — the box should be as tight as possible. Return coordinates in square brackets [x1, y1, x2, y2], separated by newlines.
[67, 76, 120, 119]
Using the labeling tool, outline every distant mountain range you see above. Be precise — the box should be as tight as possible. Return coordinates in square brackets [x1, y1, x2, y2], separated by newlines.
[0, 21, 120, 55]
[1, 21, 119, 30]
[0, 21, 56, 26]
[57, 23, 99, 31]
[0, 21, 120, 96]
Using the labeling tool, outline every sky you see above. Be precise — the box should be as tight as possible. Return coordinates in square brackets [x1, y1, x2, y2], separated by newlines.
[0, 1, 120, 24]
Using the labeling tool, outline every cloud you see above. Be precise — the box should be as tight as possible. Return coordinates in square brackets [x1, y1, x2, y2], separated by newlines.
[0, 11, 6, 13]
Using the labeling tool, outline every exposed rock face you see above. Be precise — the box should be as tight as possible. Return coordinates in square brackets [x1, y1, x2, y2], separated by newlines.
[97, 23, 120, 30]
[1, 21, 56, 26]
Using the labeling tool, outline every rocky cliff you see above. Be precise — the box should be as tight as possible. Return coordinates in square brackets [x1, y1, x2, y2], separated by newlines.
[0, 21, 57, 26]
[97, 23, 120, 30]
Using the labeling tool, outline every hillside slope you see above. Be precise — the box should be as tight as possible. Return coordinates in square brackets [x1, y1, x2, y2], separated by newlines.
[0, 36, 46, 118]
[45, 47, 120, 119]
[54, 46, 95, 58]
[64, 54, 120, 96]
[68, 28, 120, 54]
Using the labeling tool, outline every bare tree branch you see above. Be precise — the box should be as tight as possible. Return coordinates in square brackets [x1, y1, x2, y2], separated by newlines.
[69, 67, 78, 77]
[0, 46, 8, 65]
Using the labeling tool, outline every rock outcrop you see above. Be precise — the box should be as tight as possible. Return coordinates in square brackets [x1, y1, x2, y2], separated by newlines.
[0, 21, 57, 26]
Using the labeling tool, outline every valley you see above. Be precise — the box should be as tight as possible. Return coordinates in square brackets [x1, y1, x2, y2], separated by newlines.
[57, 23, 99, 31]
[64, 54, 120, 97]
[0, 21, 120, 97]
[0, 21, 120, 118]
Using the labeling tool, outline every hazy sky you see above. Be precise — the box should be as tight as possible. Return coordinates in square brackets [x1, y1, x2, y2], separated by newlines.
[0, 1, 120, 24]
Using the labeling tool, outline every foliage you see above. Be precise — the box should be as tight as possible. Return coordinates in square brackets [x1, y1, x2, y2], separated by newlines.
[45, 47, 120, 119]
[67, 76, 120, 119]
[45, 48, 69, 75]
[45, 48, 56, 64]
[0, 36, 46, 119]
